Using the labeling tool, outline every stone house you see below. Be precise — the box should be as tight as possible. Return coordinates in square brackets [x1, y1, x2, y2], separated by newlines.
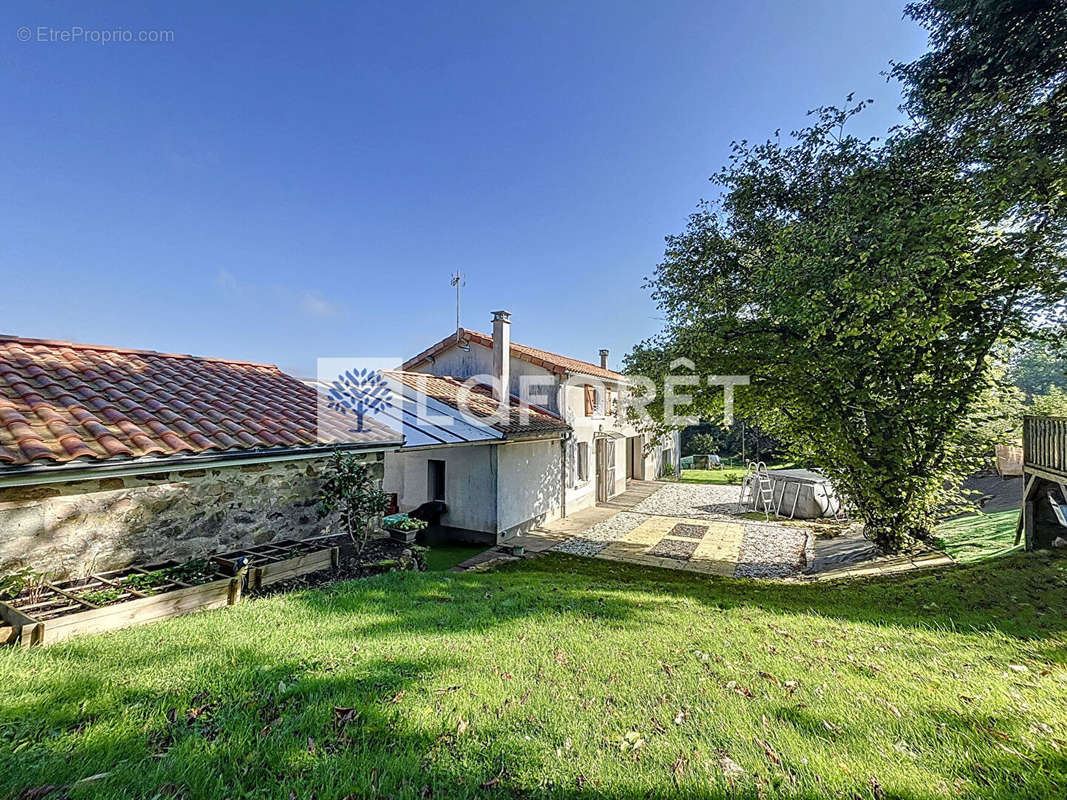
[0, 336, 401, 578]
[379, 368, 572, 543]
[382, 311, 679, 542]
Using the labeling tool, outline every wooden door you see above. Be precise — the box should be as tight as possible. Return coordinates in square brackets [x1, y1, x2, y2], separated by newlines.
[596, 438, 616, 502]
[626, 436, 645, 480]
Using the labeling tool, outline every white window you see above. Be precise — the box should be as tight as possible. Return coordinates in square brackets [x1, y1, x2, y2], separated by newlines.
[577, 442, 589, 483]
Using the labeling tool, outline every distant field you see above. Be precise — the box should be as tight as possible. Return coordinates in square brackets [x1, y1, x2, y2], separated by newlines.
[680, 461, 795, 485]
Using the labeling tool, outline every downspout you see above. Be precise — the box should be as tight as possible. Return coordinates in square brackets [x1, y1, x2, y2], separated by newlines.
[560, 433, 569, 518]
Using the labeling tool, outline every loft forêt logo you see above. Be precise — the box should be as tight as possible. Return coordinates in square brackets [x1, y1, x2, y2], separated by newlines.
[325, 368, 392, 432]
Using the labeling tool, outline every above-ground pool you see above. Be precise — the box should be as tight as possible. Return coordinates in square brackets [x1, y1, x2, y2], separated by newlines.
[747, 468, 843, 520]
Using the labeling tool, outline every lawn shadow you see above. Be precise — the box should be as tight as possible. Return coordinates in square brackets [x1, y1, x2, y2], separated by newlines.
[289, 548, 1067, 651]
[517, 550, 1067, 648]
[1, 551, 1064, 799]
[5, 639, 1056, 800]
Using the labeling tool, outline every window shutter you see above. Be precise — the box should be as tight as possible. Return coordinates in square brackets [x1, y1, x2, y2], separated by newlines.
[584, 384, 595, 416]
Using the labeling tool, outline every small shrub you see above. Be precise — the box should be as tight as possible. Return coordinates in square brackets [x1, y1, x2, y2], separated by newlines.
[160, 559, 219, 585]
[318, 450, 390, 553]
[0, 567, 47, 604]
[121, 571, 170, 594]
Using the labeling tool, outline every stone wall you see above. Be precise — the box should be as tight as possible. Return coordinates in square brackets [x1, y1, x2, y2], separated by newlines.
[0, 454, 385, 579]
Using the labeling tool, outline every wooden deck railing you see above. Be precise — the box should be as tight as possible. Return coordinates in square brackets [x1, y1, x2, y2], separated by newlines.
[1023, 415, 1067, 476]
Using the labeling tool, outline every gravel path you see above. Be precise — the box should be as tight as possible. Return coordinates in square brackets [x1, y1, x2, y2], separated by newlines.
[736, 522, 814, 579]
[552, 512, 646, 557]
[552, 483, 816, 579]
[630, 482, 742, 518]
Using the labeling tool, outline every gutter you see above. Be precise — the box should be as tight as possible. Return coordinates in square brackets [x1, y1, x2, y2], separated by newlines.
[397, 430, 568, 454]
[0, 440, 402, 489]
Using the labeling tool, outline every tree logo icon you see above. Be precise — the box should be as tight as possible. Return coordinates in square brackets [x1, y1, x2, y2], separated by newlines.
[326, 368, 392, 432]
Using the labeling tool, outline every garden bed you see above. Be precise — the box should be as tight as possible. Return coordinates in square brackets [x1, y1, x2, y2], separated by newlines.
[243, 535, 425, 598]
[0, 535, 426, 646]
[0, 559, 237, 647]
[212, 536, 342, 590]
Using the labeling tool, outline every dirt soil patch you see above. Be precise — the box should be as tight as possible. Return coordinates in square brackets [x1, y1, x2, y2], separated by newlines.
[245, 535, 424, 598]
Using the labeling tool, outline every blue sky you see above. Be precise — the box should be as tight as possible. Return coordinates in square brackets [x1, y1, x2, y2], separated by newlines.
[0, 1, 928, 376]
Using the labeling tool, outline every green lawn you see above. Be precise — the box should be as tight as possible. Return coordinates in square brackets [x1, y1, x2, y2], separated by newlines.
[936, 509, 1022, 562]
[1, 553, 1064, 799]
[680, 466, 748, 485]
[423, 543, 486, 571]
[680, 461, 795, 485]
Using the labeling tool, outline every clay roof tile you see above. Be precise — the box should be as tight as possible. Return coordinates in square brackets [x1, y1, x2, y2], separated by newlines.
[0, 335, 400, 468]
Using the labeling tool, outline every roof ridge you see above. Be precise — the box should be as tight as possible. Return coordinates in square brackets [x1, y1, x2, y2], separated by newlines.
[406, 328, 623, 380]
[464, 327, 619, 375]
[0, 335, 280, 370]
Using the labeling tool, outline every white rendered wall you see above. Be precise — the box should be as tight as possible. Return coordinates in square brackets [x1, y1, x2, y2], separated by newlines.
[383, 445, 497, 534]
[496, 438, 563, 538]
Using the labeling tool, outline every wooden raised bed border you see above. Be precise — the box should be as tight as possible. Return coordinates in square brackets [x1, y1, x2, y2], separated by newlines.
[0, 560, 245, 647]
[212, 538, 340, 590]
[0, 577, 240, 646]
[0, 536, 345, 647]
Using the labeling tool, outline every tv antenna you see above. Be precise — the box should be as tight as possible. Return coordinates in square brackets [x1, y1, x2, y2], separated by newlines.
[450, 270, 469, 348]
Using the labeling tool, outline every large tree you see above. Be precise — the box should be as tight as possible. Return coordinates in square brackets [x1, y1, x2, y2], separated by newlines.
[1008, 337, 1067, 395]
[627, 103, 1066, 551]
[893, 0, 1066, 280]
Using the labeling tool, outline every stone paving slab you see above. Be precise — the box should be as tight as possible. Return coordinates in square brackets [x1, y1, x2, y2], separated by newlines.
[805, 552, 954, 581]
[588, 514, 745, 576]
[455, 481, 953, 581]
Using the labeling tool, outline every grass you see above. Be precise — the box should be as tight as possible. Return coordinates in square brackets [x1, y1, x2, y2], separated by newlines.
[936, 509, 1022, 563]
[679, 467, 748, 485]
[423, 543, 486, 571]
[680, 461, 795, 485]
[0, 553, 1064, 799]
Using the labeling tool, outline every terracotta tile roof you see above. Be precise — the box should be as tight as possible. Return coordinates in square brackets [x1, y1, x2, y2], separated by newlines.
[386, 371, 569, 438]
[402, 328, 624, 382]
[0, 336, 401, 468]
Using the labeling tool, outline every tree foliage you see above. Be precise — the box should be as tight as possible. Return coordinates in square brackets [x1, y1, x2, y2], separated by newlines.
[628, 102, 1066, 551]
[630, 2, 1067, 552]
[682, 422, 783, 463]
[317, 451, 389, 552]
[1008, 337, 1067, 395]
[1029, 385, 1067, 417]
[894, 0, 1067, 223]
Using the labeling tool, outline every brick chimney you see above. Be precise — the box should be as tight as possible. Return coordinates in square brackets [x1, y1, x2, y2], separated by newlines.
[492, 310, 511, 402]
[599, 349, 609, 369]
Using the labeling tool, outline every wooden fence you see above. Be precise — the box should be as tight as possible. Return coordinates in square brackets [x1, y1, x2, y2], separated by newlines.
[1023, 415, 1067, 478]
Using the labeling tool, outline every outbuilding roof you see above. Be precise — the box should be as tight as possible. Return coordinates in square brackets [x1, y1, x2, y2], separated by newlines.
[382, 371, 569, 447]
[0, 336, 401, 468]
[402, 328, 624, 382]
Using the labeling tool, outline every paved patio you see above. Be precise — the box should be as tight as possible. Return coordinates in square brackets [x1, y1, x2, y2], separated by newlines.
[454, 480, 953, 580]
[590, 515, 742, 576]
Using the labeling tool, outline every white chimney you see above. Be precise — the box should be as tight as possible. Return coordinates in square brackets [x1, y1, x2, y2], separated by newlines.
[599, 349, 609, 369]
[492, 310, 511, 402]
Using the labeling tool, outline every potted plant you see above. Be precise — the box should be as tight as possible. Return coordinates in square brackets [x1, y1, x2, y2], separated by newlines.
[382, 513, 429, 544]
